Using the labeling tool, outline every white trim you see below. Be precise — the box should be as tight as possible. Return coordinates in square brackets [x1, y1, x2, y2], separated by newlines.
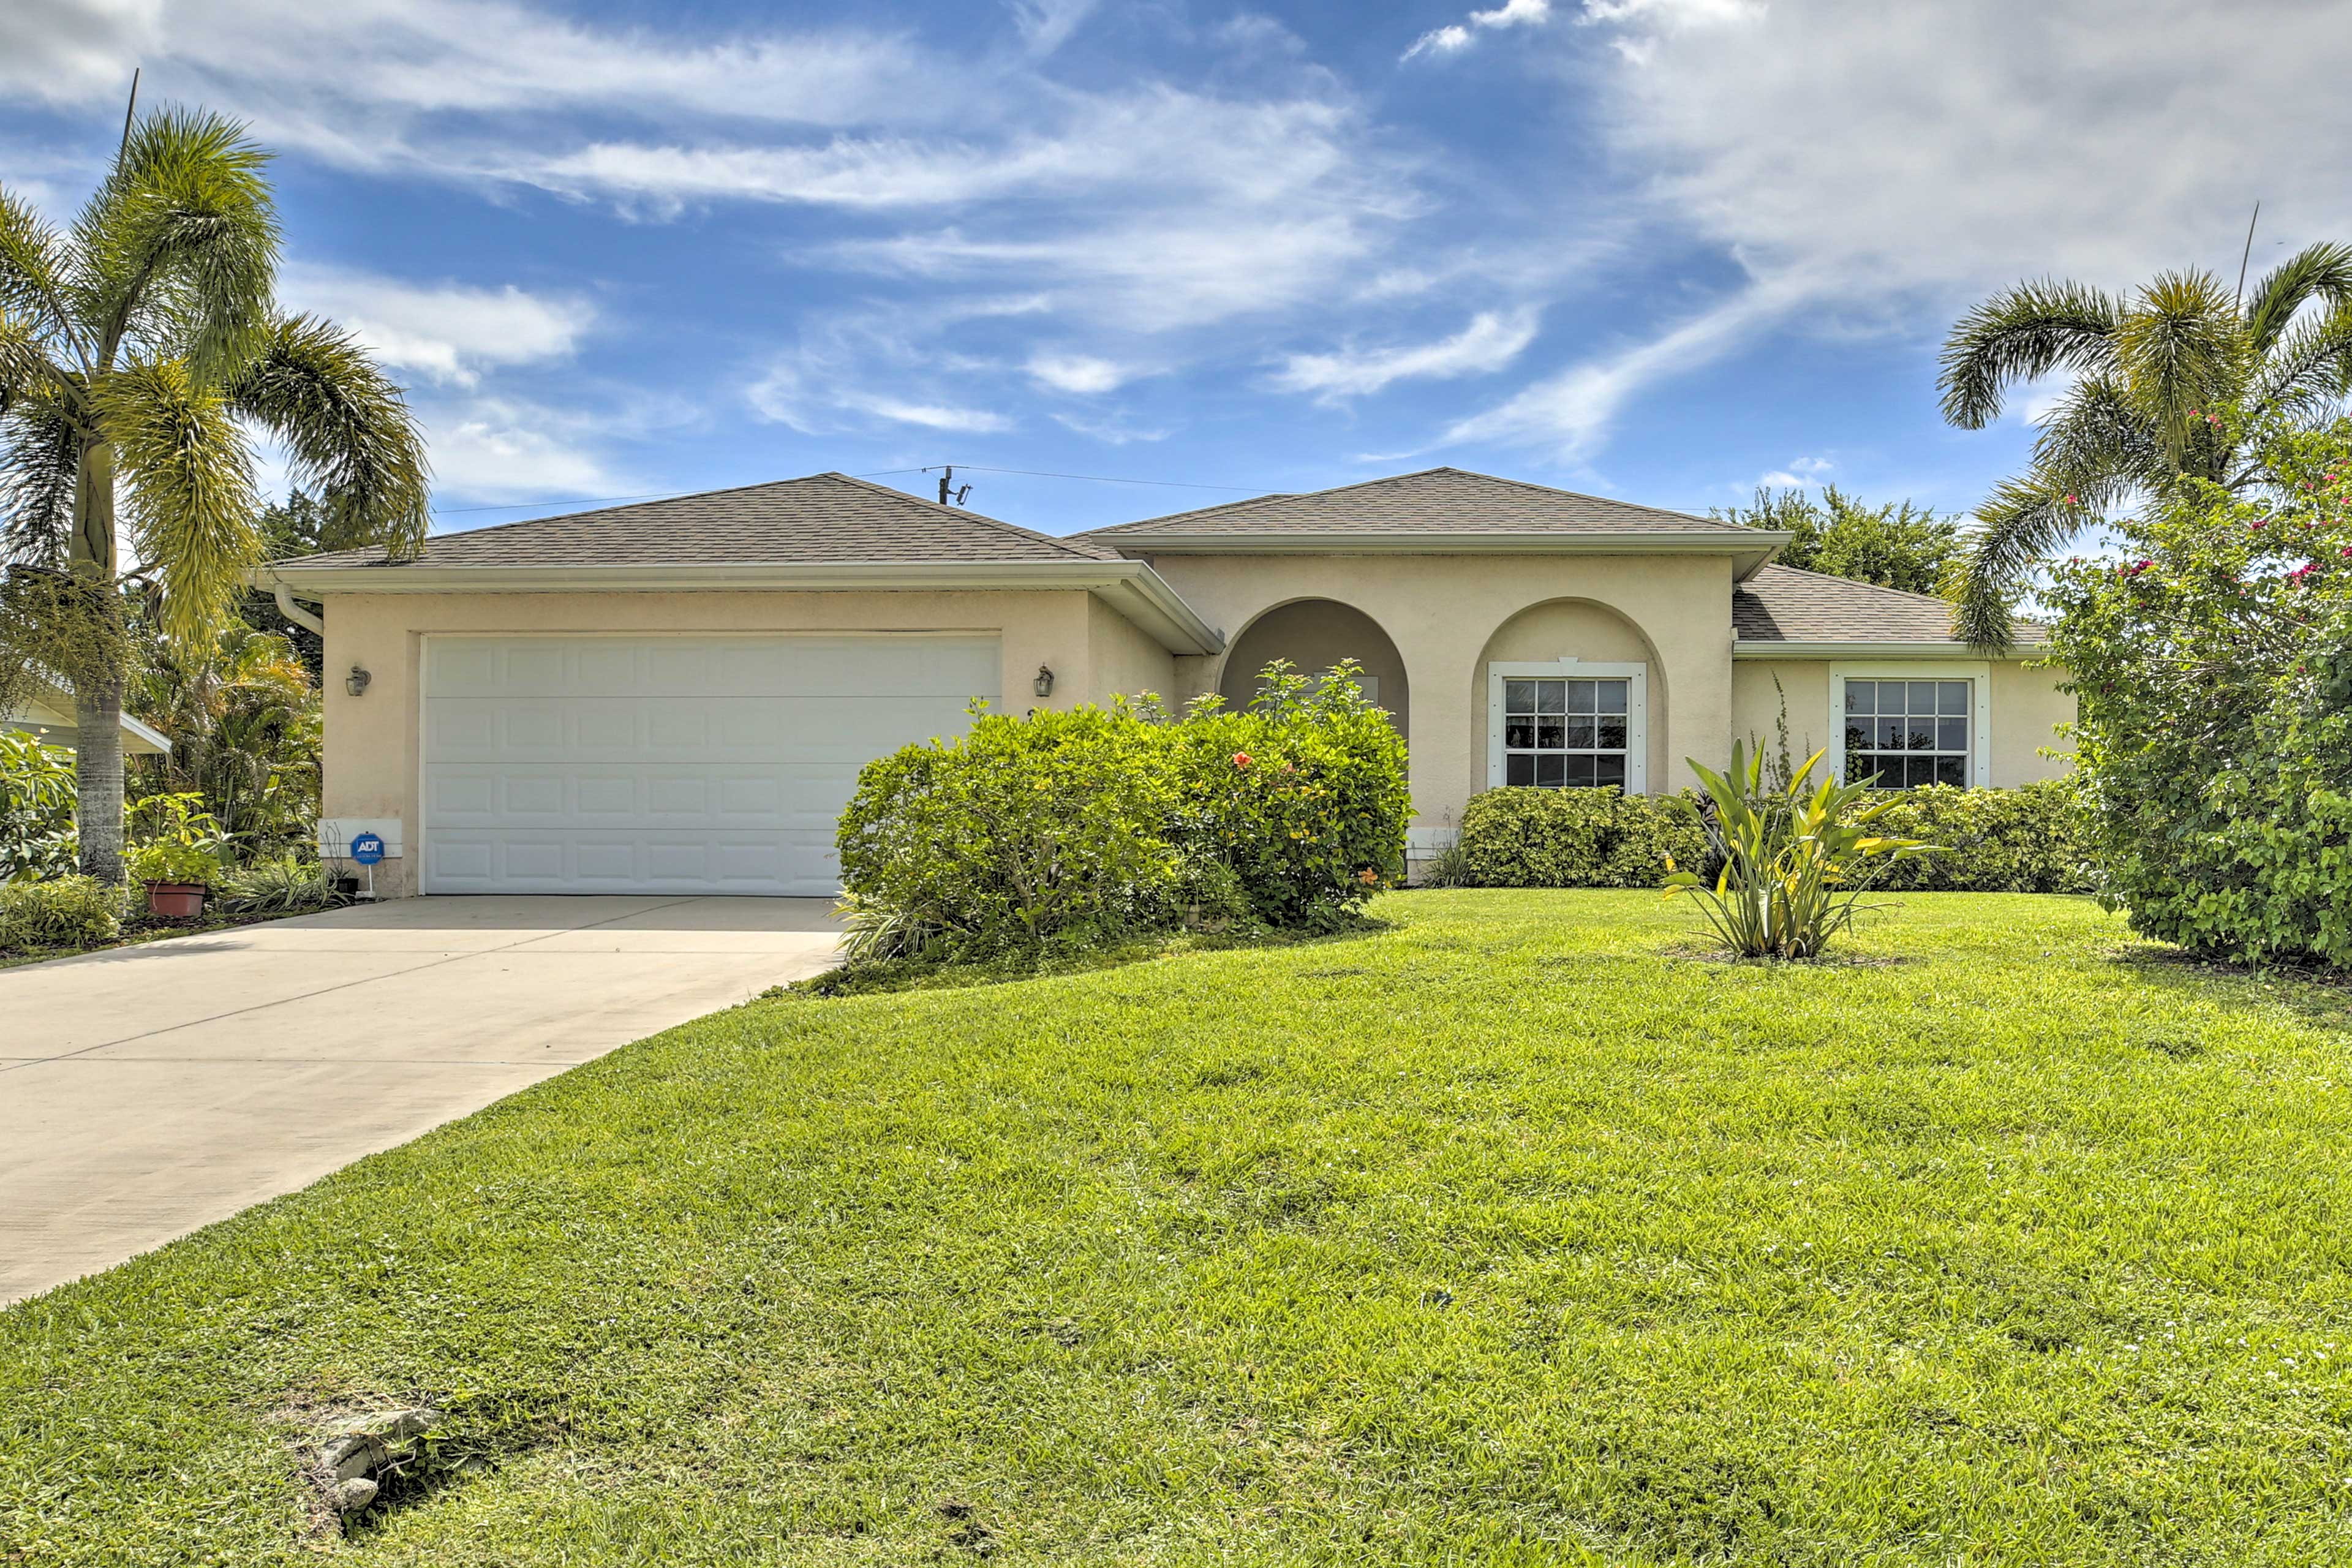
[1105, 530, 1788, 581]
[255, 559, 1224, 656]
[1828, 660, 1992, 789]
[1736, 639, 2043, 660]
[1485, 658, 1648, 794]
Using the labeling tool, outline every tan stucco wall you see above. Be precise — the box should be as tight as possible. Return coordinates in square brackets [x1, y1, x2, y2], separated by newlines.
[1991, 660, 2076, 782]
[1728, 657, 2075, 788]
[1730, 660, 1833, 764]
[1083, 595, 1179, 706]
[1139, 551, 1736, 838]
[1216, 598, 1411, 737]
[320, 588, 1098, 896]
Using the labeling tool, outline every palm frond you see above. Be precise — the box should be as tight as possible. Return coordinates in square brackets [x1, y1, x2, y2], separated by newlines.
[2241, 240, 2352, 351]
[2247, 301, 2352, 421]
[0, 387, 78, 567]
[91, 357, 262, 646]
[1937, 278, 2120, 428]
[2114, 270, 2245, 470]
[228, 314, 429, 559]
[0, 188, 85, 366]
[70, 108, 279, 379]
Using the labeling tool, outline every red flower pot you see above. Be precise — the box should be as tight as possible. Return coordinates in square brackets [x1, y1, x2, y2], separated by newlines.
[145, 882, 207, 918]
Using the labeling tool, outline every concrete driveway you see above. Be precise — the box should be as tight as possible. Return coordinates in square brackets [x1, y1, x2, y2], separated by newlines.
[0, 895, 841, 1305]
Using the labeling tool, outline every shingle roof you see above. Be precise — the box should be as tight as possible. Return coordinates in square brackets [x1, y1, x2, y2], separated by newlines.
[277, 473, 1120, 569]
[1082, 467, 1754, 540]
[1734, 564, 2045, 644]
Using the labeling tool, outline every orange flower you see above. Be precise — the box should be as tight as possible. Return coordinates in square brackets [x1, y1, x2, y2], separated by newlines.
[1233, 752, 1253, 769]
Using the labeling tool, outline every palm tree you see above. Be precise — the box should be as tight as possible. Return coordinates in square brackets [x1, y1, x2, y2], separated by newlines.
[1939, 242, 2352, 647]
[0, 107, 427, 880]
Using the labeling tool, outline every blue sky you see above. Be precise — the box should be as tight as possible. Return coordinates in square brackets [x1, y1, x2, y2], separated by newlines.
[6, 0, 2351, 538]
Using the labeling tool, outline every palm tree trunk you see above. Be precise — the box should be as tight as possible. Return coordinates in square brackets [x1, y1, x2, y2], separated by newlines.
[74, 669, 127, 880]
[69, 437, 128, 883]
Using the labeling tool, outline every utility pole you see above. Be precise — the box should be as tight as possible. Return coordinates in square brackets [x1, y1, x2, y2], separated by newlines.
[933, 466, 971, 507]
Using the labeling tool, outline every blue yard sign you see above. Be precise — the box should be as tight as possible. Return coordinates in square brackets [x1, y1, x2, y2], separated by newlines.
[349, 831, 386, 866]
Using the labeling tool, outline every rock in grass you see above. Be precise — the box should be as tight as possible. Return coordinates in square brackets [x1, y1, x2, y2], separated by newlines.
[331, 1476, 379, 1513]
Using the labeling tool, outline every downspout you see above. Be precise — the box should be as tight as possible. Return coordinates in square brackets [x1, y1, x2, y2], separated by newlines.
[273, 579, 325, 638]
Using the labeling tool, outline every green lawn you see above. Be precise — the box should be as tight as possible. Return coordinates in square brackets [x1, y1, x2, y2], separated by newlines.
[9, 892, 2352, 1565]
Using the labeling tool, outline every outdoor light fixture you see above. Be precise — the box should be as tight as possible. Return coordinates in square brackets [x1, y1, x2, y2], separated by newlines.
[345, 664, 372, 698]
[1033, 664, 1055, 698]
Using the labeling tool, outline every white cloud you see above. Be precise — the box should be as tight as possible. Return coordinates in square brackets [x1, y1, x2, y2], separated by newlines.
[1451, 0, 2352, 460]
[1446, 280, 1803, 457]
[417, 396, 628, 502]
[1756, 455, 1833, 488]
[1404, 0, 1551, 61]
[1007, 0, 1098, 56]
[747, 336, 1016, 437]
[1026, 353, 1134, 395]
[1051, 412, 1169, 445]
[1272, 306, 1540, 400]
[277, 265, 593, 388]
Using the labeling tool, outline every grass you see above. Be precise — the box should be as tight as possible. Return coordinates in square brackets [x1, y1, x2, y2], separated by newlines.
[8, 891, 2352, 1564]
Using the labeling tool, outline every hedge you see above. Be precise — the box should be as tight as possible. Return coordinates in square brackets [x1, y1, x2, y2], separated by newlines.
[1450, 779, 2094, 894]
[837, 665, 1410, 959]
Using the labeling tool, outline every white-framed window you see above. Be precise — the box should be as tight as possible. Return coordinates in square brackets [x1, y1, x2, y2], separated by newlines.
[1486, 660, 1648, 793]
[1828, 662, 1991, 789]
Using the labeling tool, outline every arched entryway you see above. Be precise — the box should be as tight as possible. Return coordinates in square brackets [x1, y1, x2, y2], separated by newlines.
[1219, 598, 1409, 737]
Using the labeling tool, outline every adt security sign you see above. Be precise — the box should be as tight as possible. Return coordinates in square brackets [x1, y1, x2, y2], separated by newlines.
[349, 831, 387, 866]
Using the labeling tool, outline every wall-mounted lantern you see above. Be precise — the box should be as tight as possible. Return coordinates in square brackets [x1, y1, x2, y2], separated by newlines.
[1033, 664, 1055, 699]
[345, 664, 372, 698]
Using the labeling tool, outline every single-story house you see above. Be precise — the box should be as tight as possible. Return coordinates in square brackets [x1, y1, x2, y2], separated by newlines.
[3, 673, 172, 756]
[258, 467, 2069, 899]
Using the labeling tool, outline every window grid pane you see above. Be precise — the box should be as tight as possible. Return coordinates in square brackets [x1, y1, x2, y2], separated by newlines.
[1504, 676, 1631, 790]
[1844, 678, 1970, 787]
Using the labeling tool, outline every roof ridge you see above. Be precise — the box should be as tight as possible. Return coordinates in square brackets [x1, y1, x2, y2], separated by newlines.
[1084, 466, 1749, 537]
[821, 472, 1114, 559]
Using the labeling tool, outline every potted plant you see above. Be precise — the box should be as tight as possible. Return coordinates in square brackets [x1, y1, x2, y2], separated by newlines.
[125, 794, 232, 918]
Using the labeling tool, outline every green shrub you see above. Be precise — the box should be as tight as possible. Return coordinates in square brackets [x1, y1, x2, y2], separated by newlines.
[835, 663, 1410, 960]
[124, 793, 231, 886]
[1866, 780, 2096, 893]
[1, 730, 78, 882]
[214, 854, 344, 914]
[1662, 742, 1934, 959]
[2038, 413, 2352, 965]
[1455, 786, 1706, 888]
[1454, 778, 2091, 892]
[0, 873, 122, 949]
[838, 701, 1181, 957]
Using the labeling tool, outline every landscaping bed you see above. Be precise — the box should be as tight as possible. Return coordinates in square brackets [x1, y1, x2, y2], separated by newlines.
[7, 892, 2352, 1564]
[0, 903, 332, 971]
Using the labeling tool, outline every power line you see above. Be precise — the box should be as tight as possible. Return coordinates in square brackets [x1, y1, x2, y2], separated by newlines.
[423, 464, 1283, 522]
[908, 463, 1276, 494]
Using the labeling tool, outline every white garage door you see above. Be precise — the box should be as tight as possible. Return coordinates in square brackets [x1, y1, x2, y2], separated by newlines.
[421, 634, 998, 895]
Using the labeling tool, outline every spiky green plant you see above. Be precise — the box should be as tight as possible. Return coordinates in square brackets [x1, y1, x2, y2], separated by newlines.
[1940, 243, 2352, 648]
[0, 107, 428, 880]
[1662, 741, 1934, 960]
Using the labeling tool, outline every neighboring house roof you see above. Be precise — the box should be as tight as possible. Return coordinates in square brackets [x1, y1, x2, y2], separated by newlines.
[1733, 564, 2045, 652]
[1080, 467, 1787, 578]
[4, 676, 171, 756]
[281, 472, 1123, 570]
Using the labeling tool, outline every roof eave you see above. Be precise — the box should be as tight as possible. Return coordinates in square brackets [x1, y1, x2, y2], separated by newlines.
[1102, 529, 1790, 580]
[252, 559, 1225, 657]
[1732, 639, 2051, 659]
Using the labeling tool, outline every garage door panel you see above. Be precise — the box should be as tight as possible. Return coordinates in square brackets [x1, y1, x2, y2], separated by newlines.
[423, 635, 995, 895]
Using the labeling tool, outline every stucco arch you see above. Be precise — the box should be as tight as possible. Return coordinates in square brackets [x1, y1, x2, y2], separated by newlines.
[1217, 597, 1410, 737]
[1471, 596, 1672, 792]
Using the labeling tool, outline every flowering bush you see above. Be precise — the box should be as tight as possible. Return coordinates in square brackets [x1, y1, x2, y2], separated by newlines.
[2043, 415, 2352, 964]
[835, 663, 1409, 959]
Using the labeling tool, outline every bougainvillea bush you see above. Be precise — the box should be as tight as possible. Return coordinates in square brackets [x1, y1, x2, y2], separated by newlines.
[2044, 415, 2352, 965]
[836, 662, 1409, 960]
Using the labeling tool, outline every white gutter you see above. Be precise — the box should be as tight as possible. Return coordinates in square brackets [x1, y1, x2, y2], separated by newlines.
[271, 578, 325, 637]
[1732, 639, 2049, 660]
[1099, 529, 1793, 582]
[249, 559, 1226, 657]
